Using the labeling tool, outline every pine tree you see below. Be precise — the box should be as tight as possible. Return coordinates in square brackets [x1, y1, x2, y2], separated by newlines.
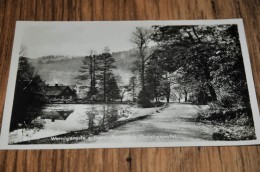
[11, 57, 46, 131]
[145, 56, 165, 101]
[75, 51, 98, 101]
[106, 73, 121, 101]
[96, 47, 116, 102]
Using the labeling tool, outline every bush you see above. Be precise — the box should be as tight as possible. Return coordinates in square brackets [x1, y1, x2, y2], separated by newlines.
[219, 95, 235, 108]
[213, 126, 256, 140]
[196, 107, 254, 126]
[208, 101, 222, 110]
[153, 101, 165, 107]
[137, 90, 154, 108]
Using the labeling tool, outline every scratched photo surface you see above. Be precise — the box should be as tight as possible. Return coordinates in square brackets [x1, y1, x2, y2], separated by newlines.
[1, 20, 260, 149]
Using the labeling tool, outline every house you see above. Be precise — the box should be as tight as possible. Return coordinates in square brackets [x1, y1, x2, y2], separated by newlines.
[69, 85, 78, 93]
[43, 84, 77, 103]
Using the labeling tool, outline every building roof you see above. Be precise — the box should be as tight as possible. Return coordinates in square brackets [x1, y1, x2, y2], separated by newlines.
[78, 85, 89, 89]
[43, 85, 69, 96]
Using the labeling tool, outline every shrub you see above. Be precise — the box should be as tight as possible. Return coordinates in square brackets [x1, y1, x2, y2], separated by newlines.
[208, 101, 222, 110]
[196, 107, 254, 127]
[153, 101, 165, 107]
[219, 95, 235, 108]
[213, 126, 256, 140]
[137, 90, 154, 108]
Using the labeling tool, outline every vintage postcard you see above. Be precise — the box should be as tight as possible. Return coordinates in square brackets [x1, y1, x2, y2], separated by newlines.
[0, 19, 260, 149]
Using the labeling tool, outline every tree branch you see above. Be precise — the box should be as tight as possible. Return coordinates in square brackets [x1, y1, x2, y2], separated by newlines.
[192, 26, 202, 43]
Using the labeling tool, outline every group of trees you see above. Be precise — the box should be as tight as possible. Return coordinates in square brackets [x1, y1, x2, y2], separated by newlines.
[130, 24, 250, 108]
[11, 52, 47, 130]
[76, 48, 121, 102]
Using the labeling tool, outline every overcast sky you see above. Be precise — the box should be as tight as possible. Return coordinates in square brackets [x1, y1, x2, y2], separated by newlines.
[21, 22, 156, 58]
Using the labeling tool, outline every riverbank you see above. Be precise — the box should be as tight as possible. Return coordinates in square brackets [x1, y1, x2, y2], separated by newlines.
[14, 104, 167, 144]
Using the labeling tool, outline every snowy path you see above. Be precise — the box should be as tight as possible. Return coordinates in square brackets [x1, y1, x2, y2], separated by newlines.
[81, 103, 215, 144]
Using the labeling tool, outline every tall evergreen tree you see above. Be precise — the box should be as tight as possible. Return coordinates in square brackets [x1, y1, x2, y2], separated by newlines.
[11, 57, 46, 131]
[105, 73, 121, 101]
[75, 51, 98, 100]
[96, 47, 116, 102]
[145, 56, 165, 101]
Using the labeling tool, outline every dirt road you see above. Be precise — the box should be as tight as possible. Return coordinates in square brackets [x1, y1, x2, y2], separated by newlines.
[81, 103, 215, 144]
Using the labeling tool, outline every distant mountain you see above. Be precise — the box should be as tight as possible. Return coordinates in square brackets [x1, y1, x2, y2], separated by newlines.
[29, 56, 83, 86]
[29, 49, 139, 86]
[111, 49, 138, 84]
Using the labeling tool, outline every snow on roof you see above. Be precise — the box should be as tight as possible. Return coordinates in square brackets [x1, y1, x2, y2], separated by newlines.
[43, 85, 68, 96]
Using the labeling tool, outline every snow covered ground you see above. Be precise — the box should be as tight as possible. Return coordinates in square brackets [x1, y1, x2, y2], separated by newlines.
[9, 103, 162, 143]
[117, 106, 163, 121]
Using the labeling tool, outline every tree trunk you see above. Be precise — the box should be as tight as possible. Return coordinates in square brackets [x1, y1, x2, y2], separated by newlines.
[192, 26, 202, 43]
[166, 94, 170, 103]
[89, 56, 93, 90]
[165, 73, 171, 103]
[103, 72, 106, 102]
[132, 81, 135, 102]
[93, 55, 96, 89]
[103, 58, 107, 102]
[121, 91, 125, 102]
[166, 87, 170, 103]
[102, 105, 106, 127]
[141, 55, 145, 90]
[207, 83, 217, 101]
[184, 88, 188, 102]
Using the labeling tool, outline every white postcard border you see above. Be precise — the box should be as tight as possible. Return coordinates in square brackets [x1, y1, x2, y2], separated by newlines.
[0, 19, 259, 149]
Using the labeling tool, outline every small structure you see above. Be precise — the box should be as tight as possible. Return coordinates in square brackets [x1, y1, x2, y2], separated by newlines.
[44, 84, 77, 103]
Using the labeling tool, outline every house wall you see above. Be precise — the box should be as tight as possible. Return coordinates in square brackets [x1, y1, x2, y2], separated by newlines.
[59, 87, 77, 100]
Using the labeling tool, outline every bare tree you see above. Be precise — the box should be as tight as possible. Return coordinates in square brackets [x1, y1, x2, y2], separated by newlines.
[130, 27, 151, 90]
[19, 44, 28, 57]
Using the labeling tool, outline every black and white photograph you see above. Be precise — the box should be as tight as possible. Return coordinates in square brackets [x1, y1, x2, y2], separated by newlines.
[1, 20, 260, 149]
